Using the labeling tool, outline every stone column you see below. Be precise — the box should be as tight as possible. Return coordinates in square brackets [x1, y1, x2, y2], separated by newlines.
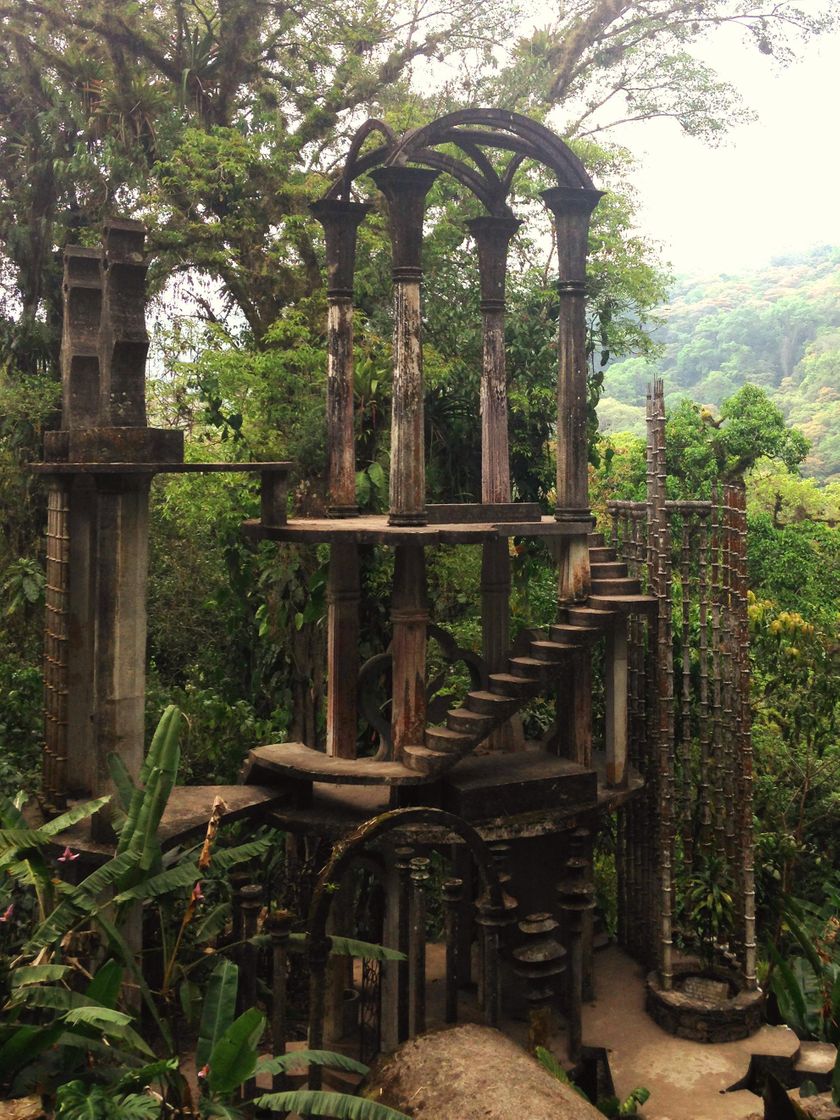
[91, 474, 151, 840]
[60, 247, 102, 801]
[370, 166, 439, 526]
[467, 215, 521, 507]
[310, 200, 369, 757]
[390, 544, 428, 761]
[43, 479, 70, 812]
[557, 854, 595, 1063]
[604, 615, 629, 787]
[90, 223, 152, 840]
[541, 186, 603, 603]
[467, 215, 521, 698]
[309, 198, 370, 517]
[61, 247, 102, 429]
[325, 543, 361, 758]
[98, 219, 149, 427]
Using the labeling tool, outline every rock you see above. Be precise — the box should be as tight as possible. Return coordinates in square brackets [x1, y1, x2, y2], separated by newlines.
[363, 1023, 605, 1120]
[0, 1098, 45, 1120]
[795, 1042, 838, 1092]
[789, 1090, 840, 1119]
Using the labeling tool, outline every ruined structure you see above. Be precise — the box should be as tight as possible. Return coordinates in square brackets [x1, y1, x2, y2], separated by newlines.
[37, 110, 758, 1067]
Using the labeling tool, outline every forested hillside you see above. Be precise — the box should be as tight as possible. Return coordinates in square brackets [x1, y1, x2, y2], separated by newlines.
[598, 246, 840, 480]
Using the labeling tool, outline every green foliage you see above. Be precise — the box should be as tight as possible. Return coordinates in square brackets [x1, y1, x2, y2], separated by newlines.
[769, 883, 840, 1049]
[55, 1082, 160, 1119]
[601, 249, 840, 480]
[677, 855, 735, 967]
[534, 1046, 650, 1115]
[256, 1091, 408, 1119]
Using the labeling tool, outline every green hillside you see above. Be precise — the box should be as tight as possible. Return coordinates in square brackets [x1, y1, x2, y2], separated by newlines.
[598, 246, 840, 480]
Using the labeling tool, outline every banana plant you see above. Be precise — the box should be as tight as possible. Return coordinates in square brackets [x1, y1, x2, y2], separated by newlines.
[194, 958, 408, 1120]
[3, 707, 272, 1053]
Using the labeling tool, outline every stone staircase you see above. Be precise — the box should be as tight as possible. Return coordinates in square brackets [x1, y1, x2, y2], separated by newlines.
[244, 534, 656, 789]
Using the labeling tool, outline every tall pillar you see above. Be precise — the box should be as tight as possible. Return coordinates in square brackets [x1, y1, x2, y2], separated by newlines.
[311, 200, 369, 756]
[541, 186, 603, 603]
[309, 198, 370, 517]
[467, 215, 521, 506]
[325, 542, 360, 758]
[58, 248, 102, 802]
[91, 475, 151, 839]
[468, 215, 521, 694]
[43, 480, 70, 812]
[370, 166, 439, 526]
[390, 544, 428, 761]
[605, 616, 628, 787]
[90, 223, 152, 840]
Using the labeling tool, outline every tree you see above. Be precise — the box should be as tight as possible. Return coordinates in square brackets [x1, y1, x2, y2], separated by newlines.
[665, 383, 809, 494]
[507, 0, 836, 140]
[0, 0, 519, 344]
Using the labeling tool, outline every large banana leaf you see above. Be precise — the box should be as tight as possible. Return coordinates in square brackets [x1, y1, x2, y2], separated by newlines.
[207, 1007, 265, 1095]
[24, 851, 136, 952]
[253, 1091, 409, 1119]
[196, 958, 239, 1071]
[256, 1050, 369, 1077]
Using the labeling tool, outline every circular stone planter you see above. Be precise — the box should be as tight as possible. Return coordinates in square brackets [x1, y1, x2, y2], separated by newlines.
[646, 961, 764, 1043]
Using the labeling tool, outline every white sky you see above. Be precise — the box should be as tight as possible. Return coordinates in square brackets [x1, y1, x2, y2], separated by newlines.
[608, 23, 840, 277]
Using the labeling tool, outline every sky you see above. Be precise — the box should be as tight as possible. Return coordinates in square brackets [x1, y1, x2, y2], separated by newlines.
[610, 23, 840, 277]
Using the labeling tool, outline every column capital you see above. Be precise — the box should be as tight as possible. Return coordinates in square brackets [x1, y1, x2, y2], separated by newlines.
[370, 166, 440, 275]
[309, 198, 371, 296]
[541, 186, 604, 284]
[466, 214, 522, 307]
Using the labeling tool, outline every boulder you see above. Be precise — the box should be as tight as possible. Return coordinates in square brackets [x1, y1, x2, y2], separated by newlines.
[363, 1024, 606, 1120]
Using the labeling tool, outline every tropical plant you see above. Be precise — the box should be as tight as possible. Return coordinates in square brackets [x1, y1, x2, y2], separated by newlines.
[535, 1046, 651, 1116]
[677, 854, 736, 968]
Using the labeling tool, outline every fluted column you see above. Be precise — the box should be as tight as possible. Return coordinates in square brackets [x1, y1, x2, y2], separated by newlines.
[371, 166, 439, 526]
[309, 198, 370, 517]
[542, 186, 603, 603]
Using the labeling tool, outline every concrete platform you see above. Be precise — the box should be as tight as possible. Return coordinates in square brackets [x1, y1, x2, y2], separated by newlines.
[577, 947, 793, 1120]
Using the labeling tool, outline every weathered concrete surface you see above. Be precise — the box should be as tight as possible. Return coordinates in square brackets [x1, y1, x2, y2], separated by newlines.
[581, 947, 798, 1120]
[363, 1023, 604, 1119]
[788, 1091, 840, 1119]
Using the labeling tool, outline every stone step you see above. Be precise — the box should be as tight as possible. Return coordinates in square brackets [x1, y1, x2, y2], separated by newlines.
[488, 673, 541, 699]
[549, 623, 602, 646]
[447, 707, 496, 737]
[588, 546, 617, 563]
[425, 726, 473, 754]
[588, 593, 658, 614]
[794, 1041, 838, 1090]
[246, 742, 426, 786]
[509, 656, 560, 682]
[402, 744, 451, 775]
[530, 639, 576, 663]
[590, 576, 642, 595]
[564, 606, 615, 628]
[588, 531, 606, 547]
[466, 689, 520, 717]
[590, 561, 627, 579]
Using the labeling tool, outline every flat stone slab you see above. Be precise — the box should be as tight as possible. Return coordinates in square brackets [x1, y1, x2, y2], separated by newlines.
[796, 1041, 838, 1077]
[158, 785, 290, 846]
[363, 1024, 604, 1119]
[442, 749, 597, 817]
[582, 947, 768, 1119]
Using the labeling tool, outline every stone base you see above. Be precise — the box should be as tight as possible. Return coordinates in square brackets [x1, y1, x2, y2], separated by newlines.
[646, 962, 764, 1043]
